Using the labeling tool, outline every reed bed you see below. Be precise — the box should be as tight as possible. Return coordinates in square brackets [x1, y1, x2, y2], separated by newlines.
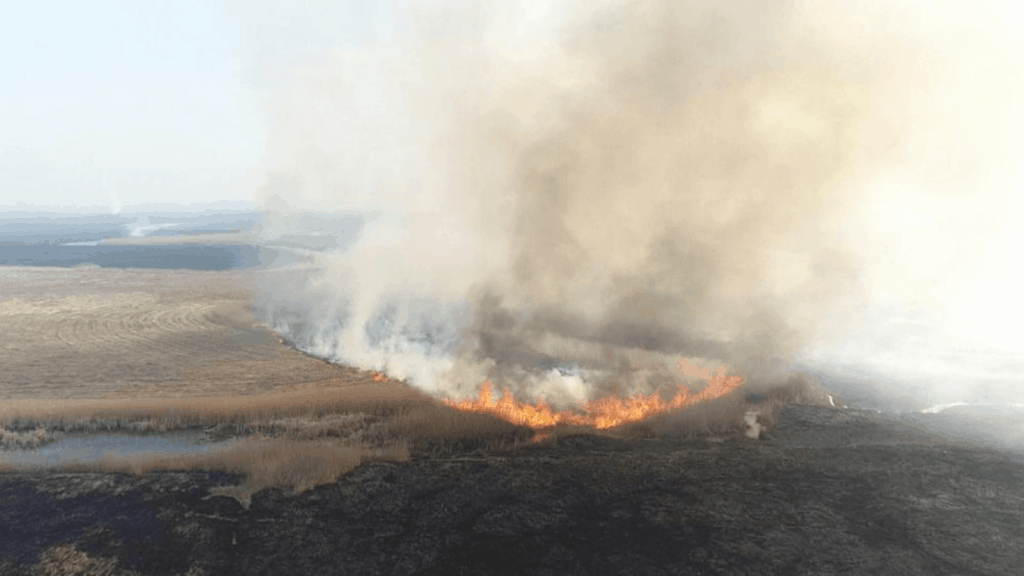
[49, 437, 410, 509]
[0, 381, 791, 508]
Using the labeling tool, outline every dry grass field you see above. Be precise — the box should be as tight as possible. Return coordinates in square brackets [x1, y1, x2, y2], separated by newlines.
[0, 266, 344, 400]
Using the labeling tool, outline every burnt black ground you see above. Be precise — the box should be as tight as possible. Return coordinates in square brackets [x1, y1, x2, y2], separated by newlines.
[2, 404, 1023, 575]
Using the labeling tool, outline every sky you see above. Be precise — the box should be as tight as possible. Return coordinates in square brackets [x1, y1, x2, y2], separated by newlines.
[0, 1, 596, 213]
[2, 0, 1024, 396]
[0, 0, 264, 211]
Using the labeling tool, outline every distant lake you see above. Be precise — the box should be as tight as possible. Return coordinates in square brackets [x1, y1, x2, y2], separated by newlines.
[0, 243, 274, 270]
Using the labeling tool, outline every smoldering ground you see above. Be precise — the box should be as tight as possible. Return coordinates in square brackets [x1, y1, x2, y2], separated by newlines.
[247, 0, 1024, 410]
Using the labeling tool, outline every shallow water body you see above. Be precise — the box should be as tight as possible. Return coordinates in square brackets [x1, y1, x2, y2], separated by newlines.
[0, 431, 238, 466]
[0, 243, 274, 270]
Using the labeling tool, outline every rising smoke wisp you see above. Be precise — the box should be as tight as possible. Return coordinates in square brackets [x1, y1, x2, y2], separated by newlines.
[247, 1, 1024, 407]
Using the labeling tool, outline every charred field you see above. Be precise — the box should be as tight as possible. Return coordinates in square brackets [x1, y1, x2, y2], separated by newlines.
[3, 400, 1024, 575]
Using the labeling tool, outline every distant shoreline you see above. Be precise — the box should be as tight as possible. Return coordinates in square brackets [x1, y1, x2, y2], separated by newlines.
[0, 242, 267, 271]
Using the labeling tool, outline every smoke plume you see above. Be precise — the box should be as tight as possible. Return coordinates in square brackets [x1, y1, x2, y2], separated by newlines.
[244, 1, 1024, 406]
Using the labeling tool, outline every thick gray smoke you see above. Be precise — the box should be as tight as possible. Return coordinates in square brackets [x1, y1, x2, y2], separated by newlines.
[243, 1, 1024, 407]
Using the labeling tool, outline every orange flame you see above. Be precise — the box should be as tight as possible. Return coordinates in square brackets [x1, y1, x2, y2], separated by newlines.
[371, 372, 387, 382]
[443, 364, 743, 430]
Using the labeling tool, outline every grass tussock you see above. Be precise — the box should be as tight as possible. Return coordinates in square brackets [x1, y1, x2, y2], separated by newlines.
[34, 544, 123, 576]
[0, 425, 51, 449]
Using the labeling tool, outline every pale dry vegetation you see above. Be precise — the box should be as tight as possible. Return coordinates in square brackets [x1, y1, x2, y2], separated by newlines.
[51, 437, 409, 509]
[34, 544, 123, 576]
[0, 378, 814, 509]
[0, 384, 532, 507]
[27, 542, 209, 576]
[0, 385, 438, 456]
[0, 425, 49, 449]
[0, 384, 430, 432]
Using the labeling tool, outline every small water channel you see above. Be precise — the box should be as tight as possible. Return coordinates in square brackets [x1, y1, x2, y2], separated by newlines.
[0, 430, 238, 466]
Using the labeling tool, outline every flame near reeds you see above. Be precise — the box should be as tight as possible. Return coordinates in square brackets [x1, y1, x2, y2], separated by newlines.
[444, 361, 743, 430]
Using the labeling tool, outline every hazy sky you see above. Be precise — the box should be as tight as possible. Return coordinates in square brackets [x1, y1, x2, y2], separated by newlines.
[0, 1, 579, 212]
[1, 1, 262, 211]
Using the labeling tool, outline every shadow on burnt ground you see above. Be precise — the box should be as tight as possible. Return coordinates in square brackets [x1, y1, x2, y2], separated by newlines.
[2, 404, 1023, 576]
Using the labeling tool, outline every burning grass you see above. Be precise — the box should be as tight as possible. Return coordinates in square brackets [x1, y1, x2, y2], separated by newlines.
[443, 366, 745, 430]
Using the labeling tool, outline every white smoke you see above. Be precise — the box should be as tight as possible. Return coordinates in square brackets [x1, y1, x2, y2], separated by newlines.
[241, 0, 1024, 408]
